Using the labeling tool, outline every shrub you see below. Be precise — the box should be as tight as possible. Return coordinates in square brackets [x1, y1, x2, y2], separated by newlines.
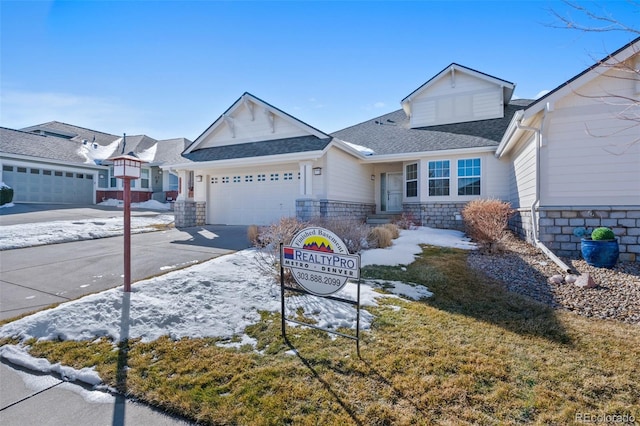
[461, 198, 514, 252]
[252, 217, 309, 284]
[309, 217, 369, 254]
[0, 183, 13, 206]
[382, 223, 400, 239]
[591, 227, 615, 241]
[392, 212, 417, 230]
[368, 226, 393, 249]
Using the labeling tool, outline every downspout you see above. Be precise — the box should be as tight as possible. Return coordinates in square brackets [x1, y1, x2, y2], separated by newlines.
[515, 113, 573, 274]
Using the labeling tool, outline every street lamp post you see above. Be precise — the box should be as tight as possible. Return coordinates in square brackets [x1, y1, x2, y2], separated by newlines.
[108, 153, 144, 293]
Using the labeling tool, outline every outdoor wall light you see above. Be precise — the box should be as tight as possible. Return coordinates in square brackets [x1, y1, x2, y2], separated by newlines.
[371, 174, 375, 181]
[196, 175, 203, 182]
[313, 167, 322, 175]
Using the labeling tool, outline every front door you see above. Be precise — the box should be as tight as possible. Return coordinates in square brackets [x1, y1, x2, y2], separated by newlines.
[383, 172, 403, 212]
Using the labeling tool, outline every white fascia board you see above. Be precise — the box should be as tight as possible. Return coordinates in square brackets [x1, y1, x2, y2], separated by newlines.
[0, 152, 108, 170]
[165, 150, 326, 171]
[495, 110, 525, 158]
[362, 146, 496, 164]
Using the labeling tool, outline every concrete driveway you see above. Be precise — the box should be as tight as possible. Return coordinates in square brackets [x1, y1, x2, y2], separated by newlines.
[0, 204, 251, 321]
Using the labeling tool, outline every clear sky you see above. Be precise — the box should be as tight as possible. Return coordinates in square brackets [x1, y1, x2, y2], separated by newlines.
[1, 1, 637, 141]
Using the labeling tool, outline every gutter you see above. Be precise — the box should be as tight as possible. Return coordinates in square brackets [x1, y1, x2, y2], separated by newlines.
[515, 112, 573, 274]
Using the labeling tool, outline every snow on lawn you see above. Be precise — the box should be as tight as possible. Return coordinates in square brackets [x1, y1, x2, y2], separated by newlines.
[0, 213, 174, 250]
[0, 227, 475, 386]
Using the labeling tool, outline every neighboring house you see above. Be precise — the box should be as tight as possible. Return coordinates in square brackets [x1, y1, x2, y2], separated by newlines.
[0, 121, 188, 204]
[170, 37, 639, 261]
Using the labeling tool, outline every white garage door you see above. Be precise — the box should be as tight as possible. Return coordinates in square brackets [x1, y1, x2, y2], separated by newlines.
[2, 165, 94, 204]
[207, 169, 299, 225]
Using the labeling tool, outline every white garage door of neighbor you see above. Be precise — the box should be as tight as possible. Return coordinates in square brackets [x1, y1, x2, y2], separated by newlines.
[2, 165, 94, 204]
[207, 170, 300, 225]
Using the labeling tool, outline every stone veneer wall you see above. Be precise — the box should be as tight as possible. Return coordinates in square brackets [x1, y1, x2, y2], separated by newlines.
[403, 202, 466, 231]
[174, 201, 206, 228]
[510, 207, 640, 262]
[296, 199, 375, 223]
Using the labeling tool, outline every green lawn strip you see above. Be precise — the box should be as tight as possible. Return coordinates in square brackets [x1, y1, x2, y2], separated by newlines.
[8, 246, 638, 425]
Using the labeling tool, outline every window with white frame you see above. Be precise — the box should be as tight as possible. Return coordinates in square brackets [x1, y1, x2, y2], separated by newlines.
[233, 176, 241, 183]
[245, 175, 253, 182]
[405, 163, 418, 197]
[257, 174, 266, 182]
[140, 169, 149, 189]
[457, 158, 481, 195]
[169, 173, 179, 190]
[283, 172, 293, 181]
[428, 160, 450, 196]
[270, 173, 279, 181]
[222, 176, 229, 183]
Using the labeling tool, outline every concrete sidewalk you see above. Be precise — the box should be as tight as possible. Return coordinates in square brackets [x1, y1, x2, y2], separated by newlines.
[0, 361, 193, 425]
[0, 204, 250, 425]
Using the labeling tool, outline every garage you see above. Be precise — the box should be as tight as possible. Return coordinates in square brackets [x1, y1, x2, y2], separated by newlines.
[2, 164, 95, 204]
[207, 166, 300, 225]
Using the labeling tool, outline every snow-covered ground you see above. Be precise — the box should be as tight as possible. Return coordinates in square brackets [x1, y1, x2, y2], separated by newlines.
[0, 200, 173, 250]
[0, 225, 475, 389]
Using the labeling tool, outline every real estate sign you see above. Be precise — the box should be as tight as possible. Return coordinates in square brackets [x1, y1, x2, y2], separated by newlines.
[283, 227, 360, 296]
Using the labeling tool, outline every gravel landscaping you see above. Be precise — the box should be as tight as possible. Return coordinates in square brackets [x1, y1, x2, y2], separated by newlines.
[467, 232, 640, 325]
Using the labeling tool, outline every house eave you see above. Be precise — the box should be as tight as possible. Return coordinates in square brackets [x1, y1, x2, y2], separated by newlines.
[363, 146, 496, 164]
[164, 150, 326, 171]
[0, 152, 108, 170]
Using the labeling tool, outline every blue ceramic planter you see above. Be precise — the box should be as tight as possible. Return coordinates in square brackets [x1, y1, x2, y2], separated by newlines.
[581, 238, 619, 268]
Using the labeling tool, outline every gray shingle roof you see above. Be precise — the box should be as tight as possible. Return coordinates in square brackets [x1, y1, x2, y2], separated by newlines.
[184, 135, 332, 162]
[21, 121, 120, 146]
[332, 100, 533, 155]
[0, 127, 101, 166]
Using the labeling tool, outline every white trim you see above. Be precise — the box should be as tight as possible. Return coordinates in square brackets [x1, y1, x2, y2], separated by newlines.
[0, 153, 107, 170]
[362, 146, 495, 164]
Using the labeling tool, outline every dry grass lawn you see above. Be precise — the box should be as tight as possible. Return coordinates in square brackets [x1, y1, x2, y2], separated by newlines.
[8, 245, 640, 425]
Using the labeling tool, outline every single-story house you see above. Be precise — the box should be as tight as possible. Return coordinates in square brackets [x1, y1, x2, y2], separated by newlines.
[169, 36, 639, 261]
[0, 121, 189, 204]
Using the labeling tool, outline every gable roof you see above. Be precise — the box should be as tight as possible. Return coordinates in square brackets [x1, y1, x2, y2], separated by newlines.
[185, 92, 331, 155]
[183, 135, 331, 162]
[21, 121, 120, 146]
[520, 36, 639, 120]
[0, 127, 104, 167]
[332, 99, 532, 157]
[400, 63, 516, 116]
[496, 36, 640, 158]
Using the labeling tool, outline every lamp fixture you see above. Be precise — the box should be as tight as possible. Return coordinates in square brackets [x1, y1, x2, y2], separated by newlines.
[196, 175, 203, 182]
[313, 167, 322, 176]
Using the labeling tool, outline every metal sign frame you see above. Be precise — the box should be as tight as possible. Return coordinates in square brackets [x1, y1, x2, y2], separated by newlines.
[279, 243, 362, 357]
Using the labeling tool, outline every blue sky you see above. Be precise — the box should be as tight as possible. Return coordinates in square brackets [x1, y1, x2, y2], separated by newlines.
[1, 1, 637, 141]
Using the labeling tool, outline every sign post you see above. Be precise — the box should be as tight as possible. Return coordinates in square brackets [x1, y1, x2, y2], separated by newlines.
[280, 226, 362, 356]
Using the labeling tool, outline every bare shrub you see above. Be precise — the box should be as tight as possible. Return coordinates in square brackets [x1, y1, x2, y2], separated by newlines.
[368, 226, 393, 249]
[393, 212, 418, 230]
[382, 223, 400, 239]
[252, 217, 309, 284]
[461, 198, 514, 252]
[309, 217, 370, 254]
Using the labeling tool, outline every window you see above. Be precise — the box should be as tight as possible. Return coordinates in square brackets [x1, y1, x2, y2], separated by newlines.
[31, 168, 40, 174]
[17, 167, 27, 173]
[140, 169, 149, 189]
[210, 177, 218, 185]
[233, 176, 241, 183]
[169, 173, 179, 189]
[257, 174, 266, 182]
[110, 167, 117, 188]
[43, 170, 52, 176]
[405, 163, 418, 197]
[428, 160, 450, 196]
[245, 175, 253, 183]
[283, 172, 293, 181]
[65, 172, 73, 178]
[270, 173, 279, 181]
[77, 173, 84, 179]
[222, 177, 229, 183]
[457, 158, 481, 196]
[2, 165, 13, 172]
[55, 171, 63, 177]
